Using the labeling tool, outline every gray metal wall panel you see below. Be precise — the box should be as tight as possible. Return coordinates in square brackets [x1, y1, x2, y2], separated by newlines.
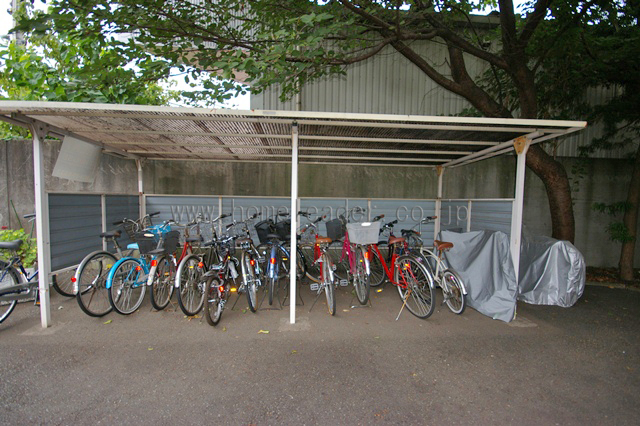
[49, 194, 102, 270]
[105, 195, 139, 248]
[469, 201, 513, 234]
[440, 201, 469, 234]
[369, 199, 437, 246]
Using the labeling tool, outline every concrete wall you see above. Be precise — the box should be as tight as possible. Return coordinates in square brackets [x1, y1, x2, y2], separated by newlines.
[0, 139, 137, 229]
[0, 138, 634, 268]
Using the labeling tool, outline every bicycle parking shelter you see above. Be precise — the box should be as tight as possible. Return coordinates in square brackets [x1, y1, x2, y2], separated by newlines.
[0, 101, 587, 328]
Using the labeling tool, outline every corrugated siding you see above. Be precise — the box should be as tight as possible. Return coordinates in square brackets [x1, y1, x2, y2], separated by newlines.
[255, 44, 477, 116]
[105, 195, 139, 248]
[469, 201, 512, 234]
[255, 44, 630, 159]
[49, 194, 103, 270]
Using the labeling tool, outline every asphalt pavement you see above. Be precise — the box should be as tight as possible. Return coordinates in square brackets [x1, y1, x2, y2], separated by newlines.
[1, 282, 639, 425]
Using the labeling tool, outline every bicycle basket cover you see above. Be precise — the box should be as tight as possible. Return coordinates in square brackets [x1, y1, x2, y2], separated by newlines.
[134, 232, 157, 255]
[255, 219, 274, 244]
[161, 230, 180, 255]
[275, 219, 291, 240]
[326, 218, 346, 241]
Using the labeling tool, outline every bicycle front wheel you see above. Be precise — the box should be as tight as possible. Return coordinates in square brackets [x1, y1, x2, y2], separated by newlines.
[176, 254, 206, 316]
[442, 269, 466, 315]
[353, 245, 370, 305]
[394, 255, 435, 319]
[322, 255, 336, 316]
[0, 265, 20, 323]
[203, 275, 224, 326]
[108, 258, 147, 315]
[151, 255, 175, 311]
[241, 251, 258, 313]
[368, 246, 386, 287]
[75, 251, 117, 317]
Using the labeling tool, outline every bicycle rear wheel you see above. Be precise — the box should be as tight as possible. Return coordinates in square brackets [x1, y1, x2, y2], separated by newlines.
[442, 269, 466, 314]
[108, 258, 147, 315]
[52, 270, 76, 297]
[203, 275, 224, 326]
[0, 265, 20, 323]
[75, 251, 117, 317]
[322, 255, 336, 316]
[176, 254, 206, 316]
[241, 251, 258, 313]
[368, 246, 386, 287]
[394, 255, 435, 319]
[352, 245, 370, 305]
[151, 255, 175, 311]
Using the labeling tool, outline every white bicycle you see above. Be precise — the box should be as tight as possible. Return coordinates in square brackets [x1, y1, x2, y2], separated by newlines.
[404, 217, 468, 314]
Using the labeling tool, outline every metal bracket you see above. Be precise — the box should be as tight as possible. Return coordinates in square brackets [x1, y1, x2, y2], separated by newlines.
[513, 136, 530, 155]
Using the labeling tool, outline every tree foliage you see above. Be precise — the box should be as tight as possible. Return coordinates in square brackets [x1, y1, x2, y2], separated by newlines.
[13, 0, 633, 243]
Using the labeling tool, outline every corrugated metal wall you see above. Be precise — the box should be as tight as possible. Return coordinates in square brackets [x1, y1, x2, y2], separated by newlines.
[49, 194, 102, 271]
[254, 44, 632, 159]
[48, 194, 513, 269]
[49, 194, 138, 271]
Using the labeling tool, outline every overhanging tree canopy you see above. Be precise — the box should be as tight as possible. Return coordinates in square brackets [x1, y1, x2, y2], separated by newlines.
[15, 0, 619, 242]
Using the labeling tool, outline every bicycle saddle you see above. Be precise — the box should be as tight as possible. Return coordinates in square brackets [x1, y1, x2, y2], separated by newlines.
[314, 236, 332, 245]
[0, 240, 23, 250]
[388, 236, 405, 245]
[100, 230, 121, 239]
[434, 240, 454, 251]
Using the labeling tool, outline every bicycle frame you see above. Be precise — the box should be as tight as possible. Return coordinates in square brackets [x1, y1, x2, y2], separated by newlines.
[417, 247, 467, 295]
[0, 258, 39, 303]
[368, 243, 436, 291]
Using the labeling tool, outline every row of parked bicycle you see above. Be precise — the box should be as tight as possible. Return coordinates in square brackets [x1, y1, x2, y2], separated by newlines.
[0, 208, 467, 326]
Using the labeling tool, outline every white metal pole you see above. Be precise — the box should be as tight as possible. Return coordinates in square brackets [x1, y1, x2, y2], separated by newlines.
[101, 194, 107, 250]
[289, 123, 299, 324]
[434, 166, 444, 241]
[136, 160, 145, 219]
[510, 137, 531, 282]
[32, 127, 52, 328]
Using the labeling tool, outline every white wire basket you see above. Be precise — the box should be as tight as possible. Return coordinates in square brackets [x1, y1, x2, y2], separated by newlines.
[346, 221, 381, 245]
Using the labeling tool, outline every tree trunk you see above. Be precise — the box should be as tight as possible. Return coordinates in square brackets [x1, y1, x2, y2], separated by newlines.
[525, 144, 575, 243]
[619, 143, 640, 281]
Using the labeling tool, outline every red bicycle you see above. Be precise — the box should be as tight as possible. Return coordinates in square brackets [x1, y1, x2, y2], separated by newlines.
[366, 221, 436, 319]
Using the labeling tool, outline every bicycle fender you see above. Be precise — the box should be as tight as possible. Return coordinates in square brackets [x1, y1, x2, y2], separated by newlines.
[106, 257, 148, 289]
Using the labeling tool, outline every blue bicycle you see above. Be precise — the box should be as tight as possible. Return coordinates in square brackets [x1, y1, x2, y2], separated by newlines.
[106, 219, 179, 315]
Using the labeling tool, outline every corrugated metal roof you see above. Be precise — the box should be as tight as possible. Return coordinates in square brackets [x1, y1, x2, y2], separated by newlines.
[0, 101, 586, 168]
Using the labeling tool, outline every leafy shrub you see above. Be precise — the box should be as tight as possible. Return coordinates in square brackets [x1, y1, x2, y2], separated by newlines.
[0, 228, 37, 268]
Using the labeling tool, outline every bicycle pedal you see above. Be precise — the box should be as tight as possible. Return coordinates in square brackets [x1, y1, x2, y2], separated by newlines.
[310, 283, 319, 291]
[339, 279, 349, 287]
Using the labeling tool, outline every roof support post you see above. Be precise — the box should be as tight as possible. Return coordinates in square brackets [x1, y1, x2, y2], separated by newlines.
[289, 123, 299, 324]
[510, 136, 531, 282]
[434, 166, 444, 240]
[31, 124, 52, 328]
[136, 159, 146, 220]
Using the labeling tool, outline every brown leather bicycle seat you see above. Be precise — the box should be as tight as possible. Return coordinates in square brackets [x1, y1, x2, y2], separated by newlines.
[388, 236, 405, 245]
[434, 240, 454, 251]
[315, 236, 332, 245]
